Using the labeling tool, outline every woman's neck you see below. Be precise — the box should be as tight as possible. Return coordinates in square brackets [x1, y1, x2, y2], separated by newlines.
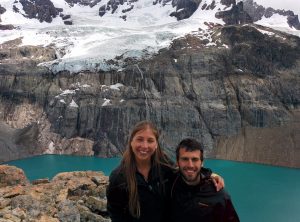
[136, 160, 152, 181]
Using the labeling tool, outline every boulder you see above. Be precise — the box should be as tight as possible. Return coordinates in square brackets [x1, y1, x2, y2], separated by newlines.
[0, 165, 110, 221]
[0, 165, 29, 188]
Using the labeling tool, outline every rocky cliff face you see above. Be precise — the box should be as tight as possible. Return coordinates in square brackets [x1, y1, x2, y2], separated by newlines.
[0, 23, 299, 167]
[243, 0, 300, 30]
[0, 165, 110, 221]
[15, 0, 63, 23]
[216, 1, 253, 25]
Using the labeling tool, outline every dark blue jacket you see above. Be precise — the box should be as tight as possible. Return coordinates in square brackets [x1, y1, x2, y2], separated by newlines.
[106, 164, 172, 222]
[170, 170, 240, 222]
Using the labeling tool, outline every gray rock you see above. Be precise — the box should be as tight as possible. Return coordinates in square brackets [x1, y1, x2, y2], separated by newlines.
[0, 197, 11, 209]
[57, 200, 80, 222]
[0, 165, 29, 188]
[16, 0, 62, 23]
[243, 0, 300, 30]
[78, 203, 110, 222]
[85, 196, 107, 212]
[0, 24, 299, 167]
[0, 167, 111, 221]
[216, 1, 253, 25]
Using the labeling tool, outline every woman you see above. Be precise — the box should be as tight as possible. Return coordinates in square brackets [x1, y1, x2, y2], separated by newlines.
[106, 121, 223, 222]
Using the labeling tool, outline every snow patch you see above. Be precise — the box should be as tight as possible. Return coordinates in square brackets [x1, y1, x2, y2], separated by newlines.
[44, 141, 55, 154]
[0, 0, 299, 73]
[208, 102, 226, 110]
[59, 99, 66, 104]
[69, 99, 79, 108]
[102, 98, 111, 106]
[56, 89, 76, 97]
[110, 83, 124, 91]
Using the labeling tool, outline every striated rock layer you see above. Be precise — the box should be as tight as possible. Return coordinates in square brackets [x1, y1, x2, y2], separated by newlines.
[0, 165, 110, 222]
[0, 24, 299, 168]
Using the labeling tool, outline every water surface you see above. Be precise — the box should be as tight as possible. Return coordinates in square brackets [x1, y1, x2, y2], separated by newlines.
[6, 155, 300, 222]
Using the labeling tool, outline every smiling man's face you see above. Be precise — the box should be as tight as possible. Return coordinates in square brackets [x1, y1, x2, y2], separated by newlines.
[177, 148, 202, 185]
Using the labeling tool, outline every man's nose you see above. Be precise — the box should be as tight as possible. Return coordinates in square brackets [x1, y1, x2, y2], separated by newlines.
[187, 159, 193, 167]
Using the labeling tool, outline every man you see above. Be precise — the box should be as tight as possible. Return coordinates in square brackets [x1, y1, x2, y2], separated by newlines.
[170, 138, 240, 222]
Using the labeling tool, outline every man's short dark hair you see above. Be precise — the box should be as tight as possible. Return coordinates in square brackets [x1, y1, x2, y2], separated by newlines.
[176, 138, 204, 161]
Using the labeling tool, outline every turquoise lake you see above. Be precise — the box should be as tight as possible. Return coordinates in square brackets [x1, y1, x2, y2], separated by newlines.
[5, 155, 300, 222]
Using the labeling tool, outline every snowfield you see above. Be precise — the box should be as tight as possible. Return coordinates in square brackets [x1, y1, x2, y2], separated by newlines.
[0, 0, 300, 73]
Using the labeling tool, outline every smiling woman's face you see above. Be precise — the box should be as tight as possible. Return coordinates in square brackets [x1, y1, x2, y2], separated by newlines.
[130, 127, 157, 163]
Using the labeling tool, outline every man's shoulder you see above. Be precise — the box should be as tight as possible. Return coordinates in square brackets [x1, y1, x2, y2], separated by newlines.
[199, 179, 230, 199]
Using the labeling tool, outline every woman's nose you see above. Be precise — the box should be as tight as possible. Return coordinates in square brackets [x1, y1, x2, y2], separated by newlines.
[141, 141, 148, 147]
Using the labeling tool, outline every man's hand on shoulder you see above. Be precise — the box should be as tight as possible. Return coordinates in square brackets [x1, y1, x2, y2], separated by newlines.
[211, 173, 225, 191]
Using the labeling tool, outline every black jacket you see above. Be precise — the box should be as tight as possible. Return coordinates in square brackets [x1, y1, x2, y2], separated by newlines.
[170, 170, 240, 222]
[106, 164, 173, 222]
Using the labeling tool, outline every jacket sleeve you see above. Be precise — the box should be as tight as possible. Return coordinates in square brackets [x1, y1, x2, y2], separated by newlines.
[224, 194, 240, 222]
[201, 167, 212, 178]
[106, 171, 129, 222]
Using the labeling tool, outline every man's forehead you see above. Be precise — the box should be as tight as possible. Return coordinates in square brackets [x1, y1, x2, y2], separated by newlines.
[179, 148, 201, 156]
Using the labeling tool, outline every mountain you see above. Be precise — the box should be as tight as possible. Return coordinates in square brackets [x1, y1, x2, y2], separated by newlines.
[0, 0, 299, 168]
[1, 0, 300, 73]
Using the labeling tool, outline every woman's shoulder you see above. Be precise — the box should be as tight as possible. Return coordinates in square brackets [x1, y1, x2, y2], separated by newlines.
[109, 165, 126, 186]
[159, 162, 177, 181]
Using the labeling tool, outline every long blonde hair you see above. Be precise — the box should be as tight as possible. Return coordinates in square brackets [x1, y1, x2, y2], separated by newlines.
[121, 120, 169, 218]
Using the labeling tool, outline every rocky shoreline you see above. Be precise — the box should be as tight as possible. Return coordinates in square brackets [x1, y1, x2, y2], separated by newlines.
[0, 165, 110, 222]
